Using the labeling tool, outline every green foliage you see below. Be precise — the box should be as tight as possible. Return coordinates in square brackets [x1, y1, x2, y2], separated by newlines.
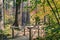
[36, 24, 60, 40]
[44, 15, 60, 39]
[0, 30, 3, 34]
[36, 14, 60, 40]
[23, 0, 27, 2]
[35, 16, 40, 25]
[30, 0, 42, 11]
[44, 24, 60, 40]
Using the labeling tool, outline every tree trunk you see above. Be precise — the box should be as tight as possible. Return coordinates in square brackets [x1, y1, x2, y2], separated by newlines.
[42, 0, 46, 24]
[18, 0, 23, 26]
[13, 0, 21, 26]
[0, 0, 4, 30]
[26, 0, 30, 25]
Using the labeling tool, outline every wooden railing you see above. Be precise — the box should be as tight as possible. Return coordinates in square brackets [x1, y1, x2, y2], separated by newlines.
[11, 25, 45, 40]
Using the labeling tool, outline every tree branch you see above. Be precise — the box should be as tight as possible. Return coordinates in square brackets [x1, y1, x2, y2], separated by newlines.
[52, 0, 59, 18]
[47, 0, 60, 24]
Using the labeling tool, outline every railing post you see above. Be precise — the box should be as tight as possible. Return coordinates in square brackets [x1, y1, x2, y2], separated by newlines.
[29, 28, 31, 40]
[23, 28, 25, 36]
[38, 25, 40, 39]
[12, 27, 14, 38]
[27, 27, 33, 40]
[38, 26, 39, 37]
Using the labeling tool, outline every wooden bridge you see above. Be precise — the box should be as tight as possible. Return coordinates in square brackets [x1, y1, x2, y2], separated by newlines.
[9, 24, 46, 40]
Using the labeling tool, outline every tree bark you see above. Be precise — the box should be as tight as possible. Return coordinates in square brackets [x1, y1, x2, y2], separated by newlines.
[0, 0, 4, 30]
[13, 0, 21, 26]
[26, 0, 30, 25]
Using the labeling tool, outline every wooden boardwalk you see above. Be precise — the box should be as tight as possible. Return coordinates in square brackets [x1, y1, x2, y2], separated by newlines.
[9, 25, 46, 40]
[9, 36, 29, 40]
